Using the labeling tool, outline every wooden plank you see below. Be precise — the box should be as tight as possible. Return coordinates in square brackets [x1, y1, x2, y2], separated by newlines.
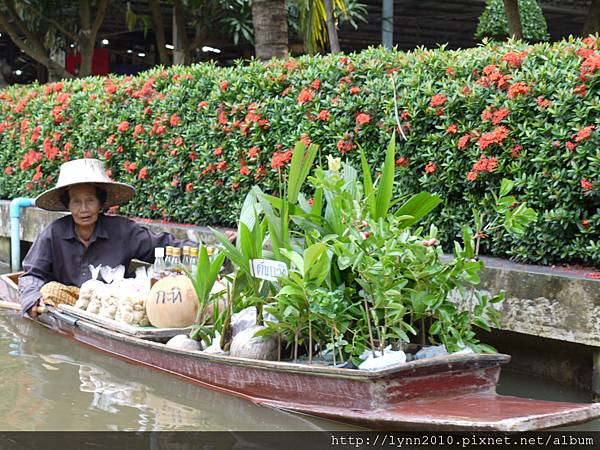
[58, 304, 190, 339]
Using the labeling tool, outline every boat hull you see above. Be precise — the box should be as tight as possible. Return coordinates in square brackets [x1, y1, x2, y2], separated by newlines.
[43, 312, 600, 431]
[2, 271, 600, 431]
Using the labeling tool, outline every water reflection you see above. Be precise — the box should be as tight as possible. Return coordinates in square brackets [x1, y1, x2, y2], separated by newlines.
[0, 310, 356, 431]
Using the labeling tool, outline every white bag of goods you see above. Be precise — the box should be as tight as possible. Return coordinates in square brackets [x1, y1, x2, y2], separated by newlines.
[146, 275, 199, 328]
[229, 325, 277, 360]
[75, 264, 104, 310]
[166, 334, 201, 351]
[358, 350, 407, 371]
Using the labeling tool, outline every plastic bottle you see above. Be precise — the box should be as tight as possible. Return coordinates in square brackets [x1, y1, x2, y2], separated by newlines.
[182, 246, 191, 270]
[151, 247, 166, 286]
[171, 247, 182, 274]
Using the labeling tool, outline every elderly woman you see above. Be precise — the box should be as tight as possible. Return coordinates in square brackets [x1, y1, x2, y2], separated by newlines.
[19, 158, 218, 317]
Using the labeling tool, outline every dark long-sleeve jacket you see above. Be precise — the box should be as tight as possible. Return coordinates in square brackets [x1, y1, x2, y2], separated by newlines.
[18, 213, 195, 315]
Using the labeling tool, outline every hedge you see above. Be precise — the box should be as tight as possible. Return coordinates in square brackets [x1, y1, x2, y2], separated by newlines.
[0, 37, 598, 266]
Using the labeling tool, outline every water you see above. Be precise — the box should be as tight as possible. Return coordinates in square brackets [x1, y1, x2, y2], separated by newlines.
[0, 310, 356, 431]
[0, 309, 598, 431]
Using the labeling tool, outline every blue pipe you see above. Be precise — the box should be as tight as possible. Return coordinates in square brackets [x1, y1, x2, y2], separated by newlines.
[10, 197, 35, 272]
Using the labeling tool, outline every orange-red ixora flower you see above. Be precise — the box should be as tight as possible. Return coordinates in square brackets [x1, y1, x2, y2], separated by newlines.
[467, 171, 477, 182]
[317, 110, 330, 121]
[566, 141, 577, 152]
[429, 94, 447, 107]
[124, 161, 137, 173]
[138, 167, 148, 180]
[507, 82, 530, 99]
[214, 147, 223, 157]
[581, 177, 593, 191]
[424, 162, 437, 174]
[446, 124, 458, 135]
[355, 113, 370, 126]
[458, 134, 471, 149]
[575, 125, 595, 142]
[271, 150, 293, 169]
[297, 88, 314, 104]
[185, 183, 194, 192]
[310, 79, 321, 89]
[117, 121, 129, 132]
[349, 86, 361, 95]
[479, 126, 509, 150]
[4, 166, 14, 175]
[220, 80, 228, 91]
[395, 156, 409, 167]
[500, 51, 528, 69]
[240, 166, 250, 176]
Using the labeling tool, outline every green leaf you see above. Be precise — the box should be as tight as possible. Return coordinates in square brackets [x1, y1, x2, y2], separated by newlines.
[395, 192, 442, 227]
[499, 178, 514, 197]
[374, 132, 396, 219]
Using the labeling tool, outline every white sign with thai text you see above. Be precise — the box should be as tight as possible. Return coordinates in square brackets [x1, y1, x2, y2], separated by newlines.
[250, 259, 288, 281]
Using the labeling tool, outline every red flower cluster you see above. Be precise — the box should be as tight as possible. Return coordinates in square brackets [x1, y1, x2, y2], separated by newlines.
[579, 51, 600, 81]
[537, 96, 551, 108]
[477, 65, 512, 90]
[20, 150, 42, 171]
[124, 161, 137, 173]
[501, 51, 528, 69]
[271, 150, 292, 169]
[317, 110, 330, 121]
[507, 82, 530, 99]
[424, 162, 437, 174]
[581, 177, 593, 191]
[429, 94, 447, 107]
[446, 124, 458, 135]
[395, 156, 409, 167]
[355, 112, 370, 127]
[575, 125, 595, 142]
[117, 121, 129, 132]
[297, 88, 314, 104]
[479, 126, 509, 150]
[336, 132, 355, 154]
[482, 107, 510, 125]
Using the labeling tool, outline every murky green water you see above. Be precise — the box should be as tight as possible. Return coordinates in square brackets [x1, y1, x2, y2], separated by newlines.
[0, 309, 598, 431]
[0, 310, 357, 431]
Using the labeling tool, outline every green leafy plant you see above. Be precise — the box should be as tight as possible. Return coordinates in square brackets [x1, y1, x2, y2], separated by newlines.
[184, 244, 226, 346]
[1, 38, 597, 266]
[250, 134, 512, 364]
[475, 0, 550, 42]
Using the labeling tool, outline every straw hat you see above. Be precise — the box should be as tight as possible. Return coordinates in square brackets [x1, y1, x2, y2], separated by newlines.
[35, 158, 135, 211]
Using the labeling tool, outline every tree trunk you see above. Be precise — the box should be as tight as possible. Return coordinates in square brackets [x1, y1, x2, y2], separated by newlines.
[0, 5, 73, 79]
[323, 0, 340, 53]
[149, 0, 169, 65]
[173, 0, 190, 64]
[251, 0, 288, 60]
[78, 0, 108, 77]
[502, 0, 523, 39]
[583, 0, 600, 36]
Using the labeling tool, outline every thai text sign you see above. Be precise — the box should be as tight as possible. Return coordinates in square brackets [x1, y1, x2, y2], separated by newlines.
[249, 259, 288, 281]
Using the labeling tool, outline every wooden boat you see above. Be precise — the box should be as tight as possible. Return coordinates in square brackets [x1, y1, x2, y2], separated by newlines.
[2, 271, 600, 431]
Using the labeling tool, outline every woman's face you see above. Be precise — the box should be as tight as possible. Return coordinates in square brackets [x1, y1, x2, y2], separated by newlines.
[68, 185, 101, 228]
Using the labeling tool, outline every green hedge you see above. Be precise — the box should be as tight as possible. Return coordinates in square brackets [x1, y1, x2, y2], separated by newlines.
[0, 38, 598, 266]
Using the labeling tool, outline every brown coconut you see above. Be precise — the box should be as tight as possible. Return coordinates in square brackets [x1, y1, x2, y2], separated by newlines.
[146, 275, 199, 328]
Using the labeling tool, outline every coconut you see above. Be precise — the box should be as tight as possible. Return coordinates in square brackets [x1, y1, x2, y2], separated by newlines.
[146, 275, 199, 328]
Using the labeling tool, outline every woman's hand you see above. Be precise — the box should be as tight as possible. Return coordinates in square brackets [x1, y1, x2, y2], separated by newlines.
[224, 230, 237, 243]
[27, 300, 46, 318]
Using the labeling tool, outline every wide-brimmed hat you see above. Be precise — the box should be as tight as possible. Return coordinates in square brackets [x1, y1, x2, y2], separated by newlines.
[35, 158, 135, 211]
